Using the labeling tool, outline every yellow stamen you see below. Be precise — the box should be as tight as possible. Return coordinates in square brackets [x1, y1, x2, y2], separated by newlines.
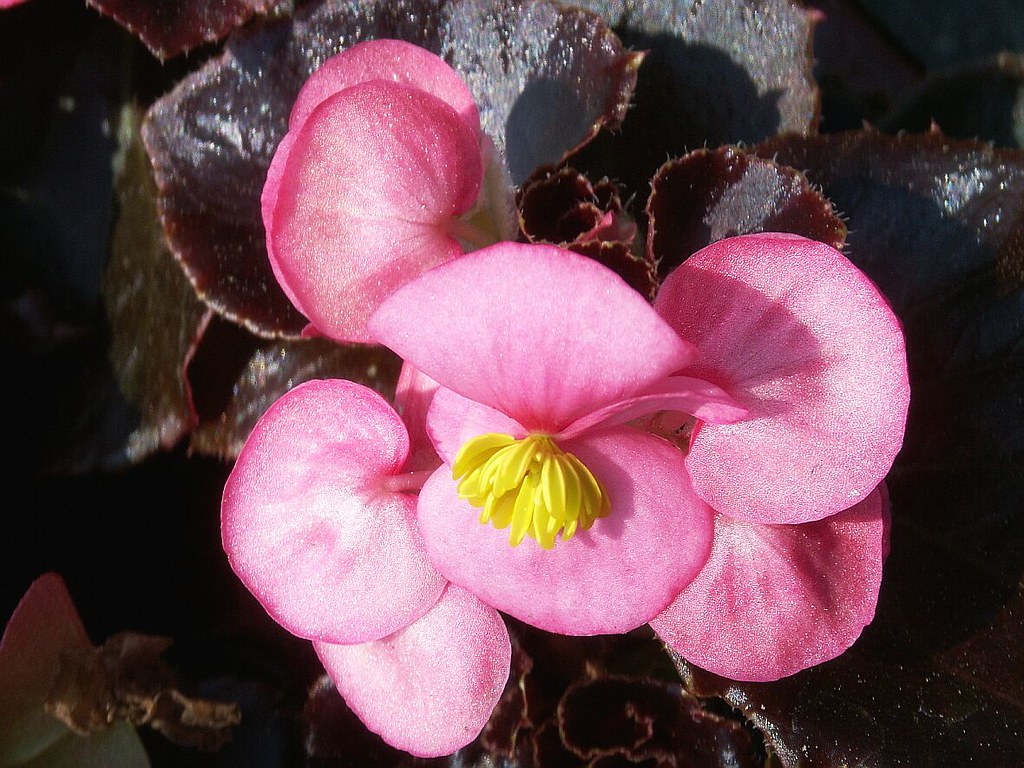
[452, 433, 611, 549]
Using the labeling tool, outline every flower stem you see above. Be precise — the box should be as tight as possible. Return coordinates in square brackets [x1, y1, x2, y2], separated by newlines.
[381, 470, 435, 494]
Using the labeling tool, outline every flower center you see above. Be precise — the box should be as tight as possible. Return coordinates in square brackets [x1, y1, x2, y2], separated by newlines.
[452, 433, 611, 550]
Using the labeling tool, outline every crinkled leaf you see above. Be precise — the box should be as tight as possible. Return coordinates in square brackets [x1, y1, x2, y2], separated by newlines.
[46, 632, 240, 750]
[189, 327, 401, 459]
[570, 239, 657, 300]
[518, 166, 654, 297]
[646, 147, 846, 278]
[881, 52, 1024, 149]
[571, 0, 819, 202]
[103, 107, 210, 464]
[518, 166, 632, 245]
[557, 676, 760, 766]
[142, 0, 640, 336]
[0, 575, 151, 768]
[85, 0, 292, 59]
[667, 130, 1024, 766]
[440, 1, 641, 184]
[478, 623, 761, 768]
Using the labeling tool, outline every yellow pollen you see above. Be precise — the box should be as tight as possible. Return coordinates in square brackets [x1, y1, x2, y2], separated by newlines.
[452, 433, 611, 550]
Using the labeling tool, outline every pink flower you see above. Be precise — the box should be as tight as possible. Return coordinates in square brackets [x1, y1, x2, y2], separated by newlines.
[262, 39, 508, 343]
[648, 232, 910, 680]
[222, 240, 747, 755]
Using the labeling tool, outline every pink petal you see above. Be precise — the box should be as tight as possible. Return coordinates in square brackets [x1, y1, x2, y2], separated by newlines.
[262, 41, 481, 326]
[650, 486, 889, 682]
[655, 233, 909, 524]
[394, 363, 443, 474]
[267, 80, 483, 343]
[288, 40, 480, 138]
[416, 427, 715, 635]
[0, 574, 89, 763]
[315, 585, 510, 758]
[222, 379, 446, 644]
[370, 242, 696, 432]
[559, 375, 748, 441]
[427, 386, 527, 465]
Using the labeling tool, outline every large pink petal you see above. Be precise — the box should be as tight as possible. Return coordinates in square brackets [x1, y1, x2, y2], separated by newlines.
[268, 80, 483, 343]
[315, 585, 510, 758]
[650, 486, 889, 682]
[655, 233, 909, 524]
[222, 379, 446, 644]
[288, 40, 480, 137]
[417, 428, 714, 635]
[370, 242, 696, 432]
[0, 574, 89, 763]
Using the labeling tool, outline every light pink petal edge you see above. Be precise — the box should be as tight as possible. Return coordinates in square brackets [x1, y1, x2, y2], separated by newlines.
[416, 427, 714, 635]
[650, 485, 889, 681]
[656, 233, 909, 524]
[315, 584, 510, 758]
[371, 241, 696, 432]
[222, 379, 446, 644]
[288, 39, 480, 138]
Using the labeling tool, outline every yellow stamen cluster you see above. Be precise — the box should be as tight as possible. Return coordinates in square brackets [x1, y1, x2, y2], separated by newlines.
[452, 433, 611, 549]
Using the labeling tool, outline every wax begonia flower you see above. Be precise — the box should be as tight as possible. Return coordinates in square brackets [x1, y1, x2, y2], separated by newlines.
[263, 39, 503, 343]
[222, 375, 511, 757]
[222, 240, 748, 753]
[648, 233, 909, 680]
[367, 240, 748, 636]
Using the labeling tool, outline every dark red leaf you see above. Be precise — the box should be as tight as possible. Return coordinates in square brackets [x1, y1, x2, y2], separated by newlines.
[518, 166, 655, 297]
[189, 329, 401, 459]
[86, 0, 292, 60]
[570, 240, 658, 301]
[646, 147, 846, 278]
[664, 129, 1024, 766]
[477, 623, 762, 768]
[559, 676, 760, 767]
[571, 0, 819, 204]
[441, 1, 642, 184]
[880, 53, 1024, 149]
[804, 0, 923, 131]
[103, 108, 210, 463]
